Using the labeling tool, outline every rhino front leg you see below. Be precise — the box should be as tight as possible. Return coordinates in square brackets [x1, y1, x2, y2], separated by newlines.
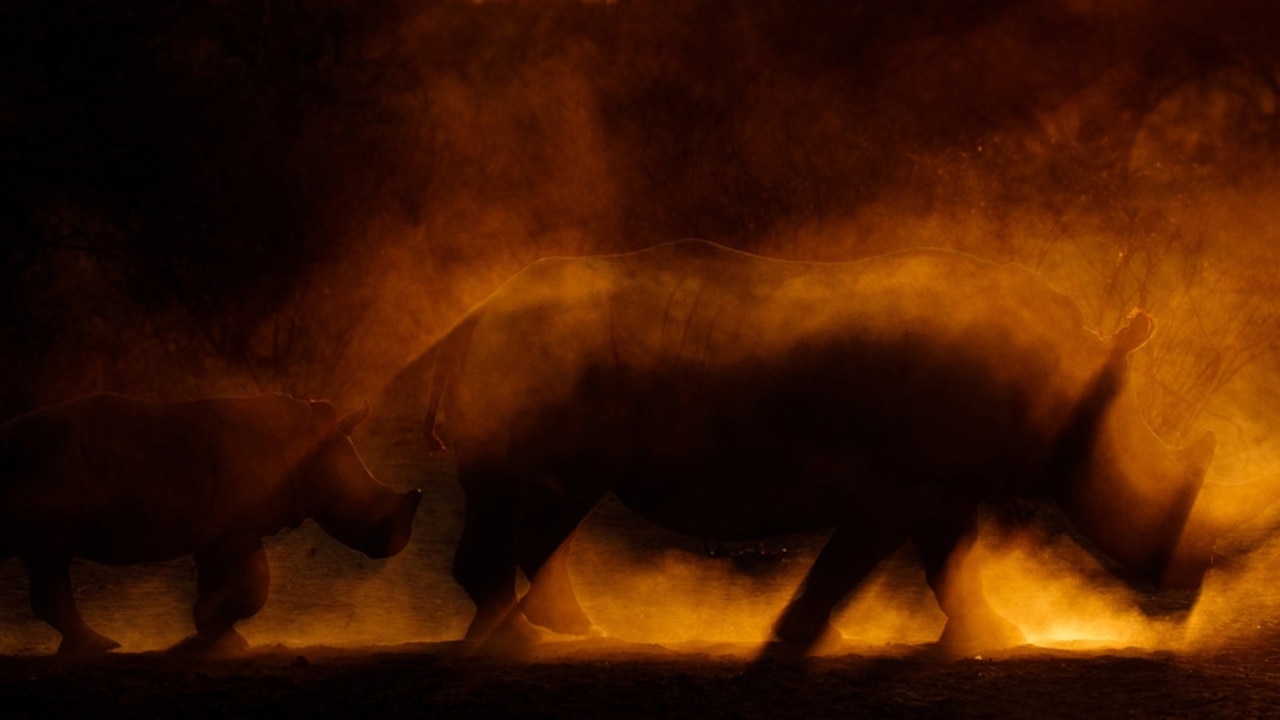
[453, 488, 528, 647]
[519, 527, 593, 636]
[178, 532, 269, 655]
[517, 474, 608, 636]
[914, 506, 1025, 657]
[23, 554, 120, 654]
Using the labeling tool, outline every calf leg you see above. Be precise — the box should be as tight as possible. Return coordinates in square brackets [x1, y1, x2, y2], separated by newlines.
[914, 507, 1025, 656]
[180, 532, 269, 655]
[23, 554, 120, 654]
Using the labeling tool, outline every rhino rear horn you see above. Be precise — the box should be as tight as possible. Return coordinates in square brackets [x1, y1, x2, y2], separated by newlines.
[338, 399, 370, 436]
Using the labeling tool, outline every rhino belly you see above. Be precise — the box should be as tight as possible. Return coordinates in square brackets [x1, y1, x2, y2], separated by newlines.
[74, 516, 210, 565]
[4, 494, 207, 565]
[65, 475, 229, 564]
[612, 443, 856, 541]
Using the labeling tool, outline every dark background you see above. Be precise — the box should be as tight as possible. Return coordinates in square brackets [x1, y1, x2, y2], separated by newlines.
[4, 0, 1280, 449]
[6, 4, 1280, 699]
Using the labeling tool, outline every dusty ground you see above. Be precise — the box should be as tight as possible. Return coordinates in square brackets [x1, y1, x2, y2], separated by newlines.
[7, 418, 1280, 718]
[5, 638, 1280, 719]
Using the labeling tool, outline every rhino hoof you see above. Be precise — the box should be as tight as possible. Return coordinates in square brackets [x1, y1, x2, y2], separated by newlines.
[519, 597, 593, 636]
[756, 639, 811, 664]
[57, 631, 121, 655]
[170, 629, 250, 657]
[772, 611, 833, 646]
[766, 614, 844, 661]
[937, 615, 1026, 658]
[471, 614, 546, 658]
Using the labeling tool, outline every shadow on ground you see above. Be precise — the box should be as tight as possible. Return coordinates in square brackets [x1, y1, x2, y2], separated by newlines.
[4, 637, 1280, 720]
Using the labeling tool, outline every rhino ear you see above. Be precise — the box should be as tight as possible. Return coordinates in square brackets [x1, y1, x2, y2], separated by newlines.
[337, 399, 370, 436]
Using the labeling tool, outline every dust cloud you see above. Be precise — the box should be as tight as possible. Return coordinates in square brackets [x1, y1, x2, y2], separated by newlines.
[4, 0, 1280, 657]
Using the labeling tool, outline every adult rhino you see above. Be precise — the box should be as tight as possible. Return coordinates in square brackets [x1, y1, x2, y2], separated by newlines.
[420, 240, 1224, 656]
[0, 393, 422, 654]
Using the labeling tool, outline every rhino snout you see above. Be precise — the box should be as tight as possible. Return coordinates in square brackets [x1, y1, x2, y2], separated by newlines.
[361, 489, 422, 559]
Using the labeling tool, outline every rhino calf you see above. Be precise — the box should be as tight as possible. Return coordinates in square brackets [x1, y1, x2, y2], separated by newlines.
[0, 393, 422, 654]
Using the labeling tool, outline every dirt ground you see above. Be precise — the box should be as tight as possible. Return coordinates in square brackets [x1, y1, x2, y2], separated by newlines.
[8, 525, 1280, 720]
[5, 637, 1280, 720]
[7, 420, 1280, 718]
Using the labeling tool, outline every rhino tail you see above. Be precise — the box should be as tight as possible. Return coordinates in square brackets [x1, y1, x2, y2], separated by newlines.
[423, 313, 480, 455]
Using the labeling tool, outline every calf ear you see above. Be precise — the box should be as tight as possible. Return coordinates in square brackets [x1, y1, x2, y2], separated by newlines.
[309, 399, 338, 431]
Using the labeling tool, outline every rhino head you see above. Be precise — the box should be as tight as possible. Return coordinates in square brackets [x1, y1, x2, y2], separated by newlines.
[301, 400, 422, 559]
[1051, 314, 1221, 593]
[1062, 410, 1217, 591]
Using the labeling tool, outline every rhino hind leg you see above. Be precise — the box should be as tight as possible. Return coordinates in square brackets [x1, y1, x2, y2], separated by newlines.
[769, 516, 914, 658]
[23, 554, 120, 655]
[914, 508, 1025, 657]
[180, 532, 269, 655]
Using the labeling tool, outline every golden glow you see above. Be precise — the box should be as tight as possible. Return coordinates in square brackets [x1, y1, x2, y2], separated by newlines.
[968, 526, 1173, 652]
[7, 487, 1280, 656]
[564, 522, 1168, 657]
[5, 4, 1280, 663]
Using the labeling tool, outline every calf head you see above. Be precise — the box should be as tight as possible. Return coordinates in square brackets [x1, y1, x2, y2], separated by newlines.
[302, 400, 422, 558]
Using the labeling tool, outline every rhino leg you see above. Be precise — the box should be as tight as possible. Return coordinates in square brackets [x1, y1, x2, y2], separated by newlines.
[511, 460, 610, 636]
[914, 507, 1025, 656]
[23, 554, 120, 654]
[453, 487, 526, 645]
[518, 526, 593, 636]
[455, 453, 612, 647]
[180, 532, 269, 655]
[770, 516, 913, 657]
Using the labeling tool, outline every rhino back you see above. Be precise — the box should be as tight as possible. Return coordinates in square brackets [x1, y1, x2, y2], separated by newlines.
[1, 393, 309, 563]
[444, 242, 1116, 534]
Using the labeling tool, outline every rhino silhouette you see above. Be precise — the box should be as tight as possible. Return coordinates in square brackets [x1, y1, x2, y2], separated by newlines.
[0, 393, 421, 654]
[417, 240, 1219, 656]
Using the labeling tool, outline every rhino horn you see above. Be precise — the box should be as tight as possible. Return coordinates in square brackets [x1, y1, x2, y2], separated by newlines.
[337, 399, 371, 436]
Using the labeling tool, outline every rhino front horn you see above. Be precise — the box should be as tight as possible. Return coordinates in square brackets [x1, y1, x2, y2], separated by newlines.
[338, 399, 370, 436]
